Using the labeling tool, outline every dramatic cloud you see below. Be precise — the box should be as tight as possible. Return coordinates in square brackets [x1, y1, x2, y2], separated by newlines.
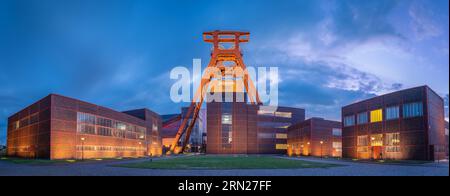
[0, 0, 448, 144]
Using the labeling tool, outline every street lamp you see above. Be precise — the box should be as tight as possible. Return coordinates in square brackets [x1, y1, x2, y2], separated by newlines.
[371, 137, 375, 160]
[300, 144, 304, 156]
[80, 137, 85, 160]
[306, 142, 310, 156]
[320, 141, 324, 158]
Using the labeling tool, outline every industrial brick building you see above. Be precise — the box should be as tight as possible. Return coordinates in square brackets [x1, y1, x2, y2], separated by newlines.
[287, 118, 342, 157]
[6, 94, 162, 160]
[445, 121, 449, 157]
[341, 86, 446, 161]
[206, 90, 305, 154]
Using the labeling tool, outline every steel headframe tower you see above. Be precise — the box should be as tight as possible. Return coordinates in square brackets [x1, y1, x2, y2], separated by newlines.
[168, 30, 262, 154]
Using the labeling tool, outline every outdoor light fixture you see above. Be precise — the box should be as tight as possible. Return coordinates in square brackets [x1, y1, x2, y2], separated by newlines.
[80, 137, 86, 160]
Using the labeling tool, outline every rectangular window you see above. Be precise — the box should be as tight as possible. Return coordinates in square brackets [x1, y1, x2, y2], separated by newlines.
[275, 144, 288, 150]
[258, 133, 274, 139]
[257, 110, 274, 116]
[332, 142, 342, 152]
[370, 109, 383, 123]
[403, 102, 423, 118]
[275, 112, 292, 118]
[357, 112, 368, 124]
[77, 112, 145, 140]
[343, 115, 355, 127]
[332, 128, 342, 136]
[385, 132, 400, 148]
[221, 114, 232, 125]
[78, 124, 96, 134]
[97, 127, 112, 136]
[77, 112, 96, 124]
[275, 133, 287, 139]
[357, 135, 368, 146]
[97, 117, 113, 128]
[370, 134, 383, 146]
[386, 146, 400, 152]
[386, 106, 400, 120]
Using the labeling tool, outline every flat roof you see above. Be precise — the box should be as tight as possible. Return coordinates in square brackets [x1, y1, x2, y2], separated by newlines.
[342, 85, 443, 109]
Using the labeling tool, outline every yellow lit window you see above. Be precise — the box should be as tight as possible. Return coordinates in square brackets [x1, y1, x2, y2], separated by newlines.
[275, 133, 287, 139]
[275, 144, 288, 150]
[275, 112, 292, 118]
[370, 109, 383, 123]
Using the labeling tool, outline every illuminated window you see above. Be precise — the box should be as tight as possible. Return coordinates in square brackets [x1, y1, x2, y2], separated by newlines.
[116, 122, 126, 130]
[276, 133, 287, 139]
[343, 115, 355, 127]
[370, 109, 383, 123]
[403, 102, 423, 118]
[370, 134, 383, 146]
[386, 106, 400, 120]
[275, 112, 292, 118]
[357, 146, 368, 152]
[357, 112, 368, 124]
[385, 133, 400, 145]
[276, 144, 288, 150]
[221, 114, 232, 125]
[332, 142, 342, 152]
[152, 123, 158, 132]
[257, 110, 274, 116]
[357, 135, 368, 146]
[221, 103, 232, 149]
[332, 128, 342, 136]
[77, 112, 146, 140]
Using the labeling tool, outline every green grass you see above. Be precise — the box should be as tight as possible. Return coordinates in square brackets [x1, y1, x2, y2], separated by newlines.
[114, 155, 340, 170]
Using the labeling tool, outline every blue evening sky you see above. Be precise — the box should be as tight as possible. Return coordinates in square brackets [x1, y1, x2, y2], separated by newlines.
[0, 0, 449, 145]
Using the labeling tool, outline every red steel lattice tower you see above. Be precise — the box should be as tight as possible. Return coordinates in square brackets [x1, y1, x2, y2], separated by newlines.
[168, 30, 262, 154]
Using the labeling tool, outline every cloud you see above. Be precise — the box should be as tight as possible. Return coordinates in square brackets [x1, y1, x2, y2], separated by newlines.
[409, 1, 443, 40]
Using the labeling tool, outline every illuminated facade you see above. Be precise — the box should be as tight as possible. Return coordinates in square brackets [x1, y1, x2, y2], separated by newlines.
[445, 121, 449, 157]
[342, 86, 446, 161]
[7, 94, 162, 160]
[206, 91, 305, 154]
[287, 118, 342, 157]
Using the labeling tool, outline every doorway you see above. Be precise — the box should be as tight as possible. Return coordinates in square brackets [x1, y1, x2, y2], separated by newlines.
[372, 146, 382, 159]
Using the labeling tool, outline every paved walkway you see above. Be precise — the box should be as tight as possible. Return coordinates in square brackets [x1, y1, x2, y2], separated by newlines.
[0, 155, 448, 176]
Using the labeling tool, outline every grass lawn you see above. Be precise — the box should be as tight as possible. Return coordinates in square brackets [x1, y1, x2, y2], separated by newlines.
[113, 155, 340, 169]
